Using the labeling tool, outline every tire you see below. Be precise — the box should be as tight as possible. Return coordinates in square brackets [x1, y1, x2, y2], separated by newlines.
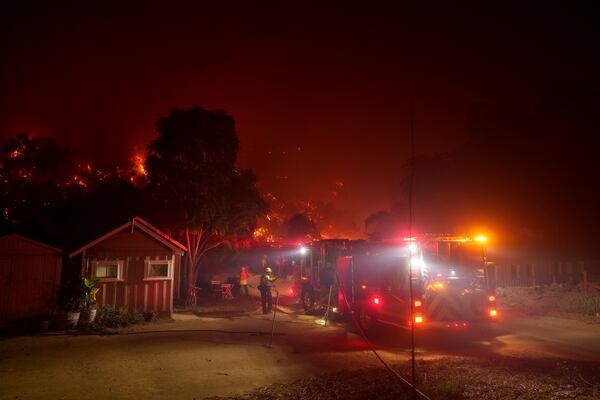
[301, 288, 315, 311]
[357, 306, 379, 332]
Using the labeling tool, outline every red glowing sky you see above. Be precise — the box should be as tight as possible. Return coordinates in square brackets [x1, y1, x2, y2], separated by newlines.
[1, 4, 598, 237]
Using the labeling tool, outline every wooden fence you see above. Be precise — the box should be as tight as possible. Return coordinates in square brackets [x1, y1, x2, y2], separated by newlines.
[583, 271, 600, 293]
[486, 261, 600, 289]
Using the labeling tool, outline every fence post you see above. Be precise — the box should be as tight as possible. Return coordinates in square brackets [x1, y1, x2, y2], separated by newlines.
[494, 264, 499, 288]
[568, 261, 574, 284]
[559, 262, 564, 283]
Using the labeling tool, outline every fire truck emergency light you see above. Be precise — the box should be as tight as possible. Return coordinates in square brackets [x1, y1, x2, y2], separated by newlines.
[489, 295, 496, 302]
[414, 300, 422, 307]
[489, 309, 498, 317]
[299, 247, 307, 255]
[373, 297, 381, 305]
[414, 316, 423, 324]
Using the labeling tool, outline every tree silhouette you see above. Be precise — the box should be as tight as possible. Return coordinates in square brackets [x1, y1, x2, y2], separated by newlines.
[145, 107, 267, 297]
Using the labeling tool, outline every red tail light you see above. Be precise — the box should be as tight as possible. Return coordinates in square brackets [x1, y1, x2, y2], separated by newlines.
[488, 295, 496, 302]
[373, 297, 381, 305]
[290, 288, 295, 295]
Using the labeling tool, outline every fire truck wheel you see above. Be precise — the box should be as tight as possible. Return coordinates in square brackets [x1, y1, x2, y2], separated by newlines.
[301, 288, 315, 311]
[357, 307, 379, 332]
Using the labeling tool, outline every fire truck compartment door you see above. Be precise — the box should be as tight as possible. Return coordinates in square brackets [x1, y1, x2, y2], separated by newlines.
[425, 290, 487, 322]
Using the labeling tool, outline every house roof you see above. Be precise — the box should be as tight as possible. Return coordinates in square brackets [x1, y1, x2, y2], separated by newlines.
[0, 233, 63, 254]
[69, 216, 187, 258]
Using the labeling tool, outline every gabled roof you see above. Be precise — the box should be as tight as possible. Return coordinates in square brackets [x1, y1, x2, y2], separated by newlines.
[69, 216, 187, 258]
[0, 233, 63, 254]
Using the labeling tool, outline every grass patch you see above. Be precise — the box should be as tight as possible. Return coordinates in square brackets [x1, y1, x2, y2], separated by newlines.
[564, 292, 600, 316]
[93, 306, 147, 329]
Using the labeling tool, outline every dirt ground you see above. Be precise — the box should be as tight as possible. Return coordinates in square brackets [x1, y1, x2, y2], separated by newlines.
[1, 305, 600, 400]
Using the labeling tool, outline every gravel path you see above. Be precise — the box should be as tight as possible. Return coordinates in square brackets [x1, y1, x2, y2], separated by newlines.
[207, 356, 600, 400]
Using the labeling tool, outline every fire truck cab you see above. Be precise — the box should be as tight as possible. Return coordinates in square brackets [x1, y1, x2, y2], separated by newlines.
[295, 235, 498, 330]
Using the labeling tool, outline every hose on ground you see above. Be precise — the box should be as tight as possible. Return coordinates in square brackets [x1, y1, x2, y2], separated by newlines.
[336, 271, 432, 400]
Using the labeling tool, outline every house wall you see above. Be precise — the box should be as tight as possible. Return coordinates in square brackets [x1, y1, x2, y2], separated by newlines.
[84, 230, 177, 316]
[0, 235, 62, 323]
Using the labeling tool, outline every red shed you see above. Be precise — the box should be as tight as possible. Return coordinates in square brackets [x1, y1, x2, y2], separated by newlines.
[69, 217, 187, 317]
[0, 234, 62, 325]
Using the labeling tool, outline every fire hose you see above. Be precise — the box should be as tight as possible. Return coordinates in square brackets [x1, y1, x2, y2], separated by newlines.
[268, 288, 280, 348]
[335, 271, 432, 400]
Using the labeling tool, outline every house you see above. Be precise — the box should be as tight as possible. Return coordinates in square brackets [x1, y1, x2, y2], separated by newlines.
[69, 217, 187, 317]
[0, 234, 62, 325]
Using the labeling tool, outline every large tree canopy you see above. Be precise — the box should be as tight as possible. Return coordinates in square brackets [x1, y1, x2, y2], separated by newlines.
[145, 107, 267, 295]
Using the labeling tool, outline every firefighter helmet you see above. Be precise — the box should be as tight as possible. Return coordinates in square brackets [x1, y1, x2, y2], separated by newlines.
[265, 267, 272, 274]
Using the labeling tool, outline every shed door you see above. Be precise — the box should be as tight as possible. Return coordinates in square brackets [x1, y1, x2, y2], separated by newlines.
[0, 257, 12, 321]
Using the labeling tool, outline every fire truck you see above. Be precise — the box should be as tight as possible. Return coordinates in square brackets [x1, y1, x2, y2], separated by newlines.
[294, 235, 498, 330]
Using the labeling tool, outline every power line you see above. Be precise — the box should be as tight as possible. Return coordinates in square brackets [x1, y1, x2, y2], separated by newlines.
[408, 96, 417, 393]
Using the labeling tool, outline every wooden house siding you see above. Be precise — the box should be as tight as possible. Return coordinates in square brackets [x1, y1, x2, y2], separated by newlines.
[0, 235, 62, 323]
[75, 221, 185, 317]
[86, 231, 174, 258]
[91, 255, 174, 315]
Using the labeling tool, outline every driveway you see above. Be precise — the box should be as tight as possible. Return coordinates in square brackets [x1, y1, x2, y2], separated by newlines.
[0, 310, 599, 399]
[0, 313, 379, 400]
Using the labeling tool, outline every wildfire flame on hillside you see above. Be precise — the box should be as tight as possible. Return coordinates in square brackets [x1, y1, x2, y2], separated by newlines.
[133, 154, 147, 177]
[252, 181, 361, 243]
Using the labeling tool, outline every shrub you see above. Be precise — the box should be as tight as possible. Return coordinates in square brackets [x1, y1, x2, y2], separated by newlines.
[564, 293, 600, 316]
[94, 306, 145, 329]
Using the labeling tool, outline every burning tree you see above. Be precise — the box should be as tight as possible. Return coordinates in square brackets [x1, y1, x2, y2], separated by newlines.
[0, 133, 77, 227]
[145, 107, 267, 300]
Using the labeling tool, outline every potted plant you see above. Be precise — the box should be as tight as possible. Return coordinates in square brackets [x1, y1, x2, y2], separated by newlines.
[79, 278, 100, 325]
[50, 295, 81, 330]
[51, 278, 82, 330]
[39, 287, 59, 331]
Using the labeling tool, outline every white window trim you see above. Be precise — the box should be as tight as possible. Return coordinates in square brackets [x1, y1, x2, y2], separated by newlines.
[91, 259, 124, 282]
[144, 259, 173, 281]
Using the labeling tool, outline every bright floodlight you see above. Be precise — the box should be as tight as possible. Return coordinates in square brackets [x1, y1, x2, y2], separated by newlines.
[410, 256, 421, 268]
[408, 242, 418, 253]
[300, 247, 307, 255]
[474, 235, 488, 242]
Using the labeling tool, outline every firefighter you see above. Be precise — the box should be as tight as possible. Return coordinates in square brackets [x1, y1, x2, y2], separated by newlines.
[239, 266, 249, 296]
[259, 266, 278, 314]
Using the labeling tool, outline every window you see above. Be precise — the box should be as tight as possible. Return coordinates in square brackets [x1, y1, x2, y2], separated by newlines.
[92, 260, 124, 281]
[145, 259, 173, 280]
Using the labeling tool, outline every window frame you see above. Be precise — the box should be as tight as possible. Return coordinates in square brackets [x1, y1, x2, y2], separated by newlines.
[92, 259, 124, 282]
[144, 259, 173, 281]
